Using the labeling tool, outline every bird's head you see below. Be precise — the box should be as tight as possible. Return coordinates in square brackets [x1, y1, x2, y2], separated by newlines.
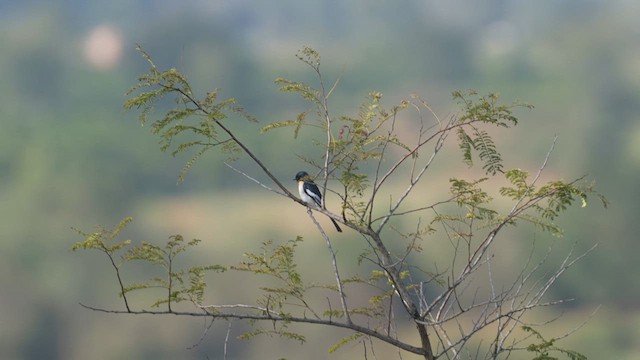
[294, 171, 310, 182]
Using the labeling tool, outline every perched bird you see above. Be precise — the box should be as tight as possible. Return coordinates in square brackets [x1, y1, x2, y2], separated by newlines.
[294, 171, 343, 232]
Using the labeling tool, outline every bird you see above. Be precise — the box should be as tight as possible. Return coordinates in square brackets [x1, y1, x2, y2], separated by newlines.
[294, 171, 343, 232]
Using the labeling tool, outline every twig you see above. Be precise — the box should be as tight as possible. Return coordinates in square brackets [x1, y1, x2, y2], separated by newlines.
[224, 319, 233, 360]
[508, 135, 558, 214]
[103, 249, 131, 313]
[187, 317, 215, 350]
[307, 208, 351, 324]
[224, 162, 286, 197]
[376, 124, 449, 234]
[454, 136, 562, 295]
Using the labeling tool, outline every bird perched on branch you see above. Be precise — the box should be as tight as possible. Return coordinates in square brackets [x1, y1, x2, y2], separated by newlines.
[294, 171, 343, 232]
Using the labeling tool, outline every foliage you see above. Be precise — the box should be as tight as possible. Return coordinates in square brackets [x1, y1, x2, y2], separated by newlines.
[453, 90, 531, 175]
[230, 238, 307, 316]
[123, 46, 255, 183]
[71, 218, 225, 312]
[74, 46, 606, 360]
[523, 326, 588, 360]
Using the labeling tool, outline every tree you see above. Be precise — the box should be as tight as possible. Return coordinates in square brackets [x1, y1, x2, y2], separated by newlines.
[72, 46, 605, 359]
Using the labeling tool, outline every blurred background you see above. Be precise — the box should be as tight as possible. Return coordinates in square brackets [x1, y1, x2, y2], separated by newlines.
[1, 0, 639, 359]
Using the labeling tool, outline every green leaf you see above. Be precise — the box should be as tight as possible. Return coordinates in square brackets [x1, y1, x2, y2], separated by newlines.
[523, 326, 587, 360]
[70, 217, 133, 253]
[123, 48, 253, 182]
[472, 128, 503, 175]
[457, 128, 473, 166]
[260, 111, 307, 139]
[328, 333, 363, 354]
[274, 77, 320, 103]
[177, 144, 212, 184]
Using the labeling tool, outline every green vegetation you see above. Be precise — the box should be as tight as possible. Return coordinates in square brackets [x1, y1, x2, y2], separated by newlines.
[72, 47, 605, 359]
[2, 2, 639, 359]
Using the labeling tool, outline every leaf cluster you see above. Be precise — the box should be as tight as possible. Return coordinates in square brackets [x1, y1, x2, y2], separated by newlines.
[449, 177, 497, 222]
[71, 218, 225, 311]
[228, 237, 320, 345]
[123, 235, 225, 308]
[265, 81, 412, 224]
[230, 237, 307, 314]
[71, 216, 133, 254]
[442, 167, 605, 239]
[123, 46, 254, 182]
[454, 90, 532, 175]
[500, 169, 607, 236]
[523, 326, 587, 360]
[333, 93, 411, 200]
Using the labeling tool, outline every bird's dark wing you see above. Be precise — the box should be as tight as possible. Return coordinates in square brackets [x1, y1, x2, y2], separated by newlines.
[303, 182, 323, 207]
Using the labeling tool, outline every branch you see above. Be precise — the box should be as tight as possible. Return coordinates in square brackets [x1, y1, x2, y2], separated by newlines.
[508, 134, 558, 214]
[365, 107, 400, 225]
[375, 117, 453, 233]
[104, 248, 131, 312]
[163, 84, 296, 200]
[186, 317, 215, 350]
[453, 136, 562, 292]
[320, 68, 333, 204]
[364, 229, 434, 360]
[224, 162, 286, 197]
[307, 209, 351, 324]
[79, 303, 428, 356]
[224, 319, 233, 360]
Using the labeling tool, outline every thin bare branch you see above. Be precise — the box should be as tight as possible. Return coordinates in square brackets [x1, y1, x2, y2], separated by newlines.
[307, 208, 351, 324]
[375, 119, 451, 234]
[187, 317, 215, 350]
[105, 250, 131, 312]
[78, 303, 428, 356]
[224, 162, 286, 197]
[224, 320, 233, 360]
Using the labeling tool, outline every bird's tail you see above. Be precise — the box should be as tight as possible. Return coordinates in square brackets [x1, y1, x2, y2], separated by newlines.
[330, 217, 343, 232]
